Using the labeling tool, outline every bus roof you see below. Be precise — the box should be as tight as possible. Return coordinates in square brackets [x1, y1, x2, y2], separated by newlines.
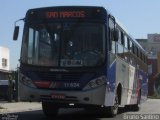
[27, 6, 105, 11]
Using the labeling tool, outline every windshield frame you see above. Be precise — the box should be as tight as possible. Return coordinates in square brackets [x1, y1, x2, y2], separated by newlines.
[20, 21, 107, 68]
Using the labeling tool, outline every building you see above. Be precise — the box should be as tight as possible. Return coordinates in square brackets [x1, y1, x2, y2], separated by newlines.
[0, 46, 10, 80]
[137, 34, 160, 96]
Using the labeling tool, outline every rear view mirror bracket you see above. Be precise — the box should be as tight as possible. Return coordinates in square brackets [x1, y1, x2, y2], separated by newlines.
[13, 18, 24, 41]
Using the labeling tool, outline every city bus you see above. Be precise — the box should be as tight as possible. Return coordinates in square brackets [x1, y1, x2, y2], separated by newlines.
[13, 6, 148, 117]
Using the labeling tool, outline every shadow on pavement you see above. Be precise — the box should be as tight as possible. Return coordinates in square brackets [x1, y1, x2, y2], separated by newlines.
[0, 107, 128, 120]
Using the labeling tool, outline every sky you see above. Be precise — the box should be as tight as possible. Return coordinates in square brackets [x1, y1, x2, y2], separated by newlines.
[1, 0, 160, 70]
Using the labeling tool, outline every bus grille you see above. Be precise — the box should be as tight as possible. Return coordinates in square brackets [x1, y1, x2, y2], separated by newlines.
[37, 72, 83, 81]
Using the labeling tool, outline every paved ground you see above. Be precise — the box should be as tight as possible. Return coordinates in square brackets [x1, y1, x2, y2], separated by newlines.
[0, 101, 42, 114]
[128, 99, 160, 114]
[0, 99, 160, 120]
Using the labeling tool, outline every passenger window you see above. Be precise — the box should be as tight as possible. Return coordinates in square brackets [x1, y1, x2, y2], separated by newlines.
[121, 32, 124, 45]
[109, 18, 116, 54]
[124, 35, 128, 49]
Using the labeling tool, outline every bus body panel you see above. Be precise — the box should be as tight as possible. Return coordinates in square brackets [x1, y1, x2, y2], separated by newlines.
[19, 76, 106, 106]
[105, 52, 116, 106]
[116, 57, 130, 105]
[107, 54, 147, 106]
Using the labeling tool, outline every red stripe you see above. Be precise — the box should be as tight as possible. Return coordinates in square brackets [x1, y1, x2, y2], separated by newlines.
[33, 81, 51, 88]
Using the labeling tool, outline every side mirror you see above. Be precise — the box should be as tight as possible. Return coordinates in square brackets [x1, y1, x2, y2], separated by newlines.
[113, 28, 119, 42]
[13, 26, 19, 41]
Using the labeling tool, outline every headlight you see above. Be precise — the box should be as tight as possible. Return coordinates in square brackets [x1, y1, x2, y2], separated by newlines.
[83, 76, 106, 90]
[20, 74, 36, 88]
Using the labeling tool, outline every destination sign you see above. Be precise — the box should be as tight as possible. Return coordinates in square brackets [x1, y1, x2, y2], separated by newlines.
[26, 7, 107, 22]
[46, 11, 85, 19]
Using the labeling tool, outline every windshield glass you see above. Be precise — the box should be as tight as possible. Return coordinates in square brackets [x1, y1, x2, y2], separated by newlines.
[21, 22, 106, 67]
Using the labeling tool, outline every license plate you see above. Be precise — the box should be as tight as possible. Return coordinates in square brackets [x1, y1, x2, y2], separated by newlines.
[51, 93, 65, 99]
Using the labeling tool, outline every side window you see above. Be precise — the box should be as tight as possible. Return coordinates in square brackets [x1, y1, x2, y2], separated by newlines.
[132, 43, 134, 54]
[142, 54, 144, 62]
[117, 30, 124, 55]
[109, 18, 116, 54]
[134, 45, 137, 56]
[118, 30, 121, 44]
[127, 38, 130, 50]
[144, 54, 146, 63]
[140, 51, 143, 60]
[145, 55, 148, 64]
[130, 43, 136, 65]
[121, 32, 124, 45]
[130, 41, 133, 52]
[137, 47, 140, 57]
[124, 35, 128, 49]
[123, 35, 128, 61]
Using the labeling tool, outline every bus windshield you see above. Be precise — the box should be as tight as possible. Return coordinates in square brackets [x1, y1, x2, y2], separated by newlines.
[21, 22, 106, 67]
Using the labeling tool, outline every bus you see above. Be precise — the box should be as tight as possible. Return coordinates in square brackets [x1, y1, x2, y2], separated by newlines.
[13, 6, 148, 117]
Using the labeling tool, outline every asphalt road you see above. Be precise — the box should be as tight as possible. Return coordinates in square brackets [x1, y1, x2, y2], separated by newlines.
[0, 109, 125, 120]
[1, 99, 160, 120]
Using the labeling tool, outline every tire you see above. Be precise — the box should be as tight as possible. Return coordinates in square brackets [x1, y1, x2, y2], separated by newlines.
[125, 104, 140, 112]
[85, 95, 119, 117]
[125, 91, 141, 111]
[132, 91, 141, 111]
[103, 95, 119, 117]
[42, 102, 59, 117]
[85, 107, 100, 116]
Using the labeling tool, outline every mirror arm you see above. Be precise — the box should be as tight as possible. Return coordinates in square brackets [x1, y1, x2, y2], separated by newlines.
[13, 18, 25, 41]
[14, 18, 25, 27]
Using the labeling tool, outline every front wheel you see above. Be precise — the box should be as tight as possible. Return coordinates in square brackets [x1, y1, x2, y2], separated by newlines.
[108, 95, 119, 116]
[105, 95, 119, 117]
[85, 95, 119, 117]
[42, 102, 59, 117]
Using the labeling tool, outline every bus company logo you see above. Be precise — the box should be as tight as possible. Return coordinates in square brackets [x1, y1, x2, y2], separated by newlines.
[49, 82, 57, 88]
